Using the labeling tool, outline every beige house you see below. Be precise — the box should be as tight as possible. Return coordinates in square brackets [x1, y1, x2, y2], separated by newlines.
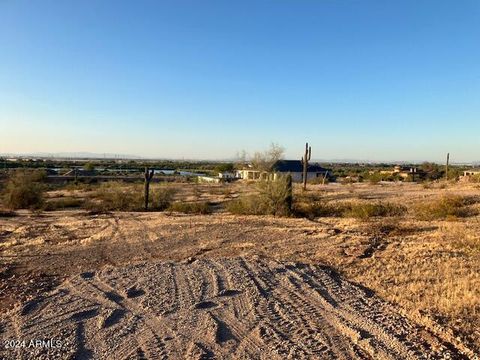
[464, 169, 480, 176]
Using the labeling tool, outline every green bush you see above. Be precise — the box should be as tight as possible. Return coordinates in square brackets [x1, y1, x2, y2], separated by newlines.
[2, 170, 45, 210]
[168, 201, 212, 214]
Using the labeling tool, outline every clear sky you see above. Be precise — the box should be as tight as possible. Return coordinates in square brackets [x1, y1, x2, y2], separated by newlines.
[1, 1, 479, 162]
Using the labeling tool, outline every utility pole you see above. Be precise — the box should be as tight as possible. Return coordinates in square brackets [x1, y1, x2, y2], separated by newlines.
[445, 153, 450, 181]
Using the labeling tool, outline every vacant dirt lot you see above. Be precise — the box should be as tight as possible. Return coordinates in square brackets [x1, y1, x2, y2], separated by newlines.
[0, 258, 467, 359]
[1, 182, 479, 358]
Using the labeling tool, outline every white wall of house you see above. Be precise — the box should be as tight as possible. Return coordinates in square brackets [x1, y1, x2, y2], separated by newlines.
[218, 172, 236, 179]
[198, 176, 220, 183]
[235, 170, 269, 180]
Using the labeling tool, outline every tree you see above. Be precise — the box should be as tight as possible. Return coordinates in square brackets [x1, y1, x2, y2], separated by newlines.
[214, 163, 235, 173]
[83, 162, 95, 171]
[251, 143, 285, 172]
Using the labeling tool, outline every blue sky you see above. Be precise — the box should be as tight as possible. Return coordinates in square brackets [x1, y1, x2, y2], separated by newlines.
[1, 0, 479, 162]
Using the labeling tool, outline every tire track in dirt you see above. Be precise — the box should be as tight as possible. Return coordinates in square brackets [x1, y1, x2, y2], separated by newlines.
[0, 257, 471, 359]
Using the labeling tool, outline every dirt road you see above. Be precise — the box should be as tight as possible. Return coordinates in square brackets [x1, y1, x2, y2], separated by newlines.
[1, 257, 467, 359]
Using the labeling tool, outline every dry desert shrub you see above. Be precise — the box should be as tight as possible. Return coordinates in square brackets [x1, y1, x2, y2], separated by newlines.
[293, 201, 344, 219]
[84, 182, 176, 212]
[168, 201, 212, 214]
[153, 186, 177, 210]
[343, 201, 406, 220]
[227, 176, 292, 217]
[294, 200, 405, 220]
[226, 195, 268, 215]
[84, 182, 143, 211]
[2, 170, 46, 210]
[44, 197, 84, 211]
[413, 194, 476, 220]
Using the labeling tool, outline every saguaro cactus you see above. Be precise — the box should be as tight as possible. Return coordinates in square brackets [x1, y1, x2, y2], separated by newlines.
[144, 167, 154, 210]
[286, 174, 293, 213]
[301, 142, 311, 190]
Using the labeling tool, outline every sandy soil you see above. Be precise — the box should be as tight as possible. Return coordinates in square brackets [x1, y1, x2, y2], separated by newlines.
[0, 257, 466, 359]
[1, 182, 479, 359]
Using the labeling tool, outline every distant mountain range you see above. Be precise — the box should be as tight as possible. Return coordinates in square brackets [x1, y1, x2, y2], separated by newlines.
[0, 152, 142, 159]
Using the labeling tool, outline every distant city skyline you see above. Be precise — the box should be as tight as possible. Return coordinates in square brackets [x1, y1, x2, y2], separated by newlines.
[1, 1, 479, 162]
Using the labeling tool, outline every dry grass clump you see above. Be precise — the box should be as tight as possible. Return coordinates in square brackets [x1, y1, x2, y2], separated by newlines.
[294, 200, 405, 220]
[168, 201, 212, 214]
[340, 219, 480, 353]
[2, 170, 46, 210]
[343, 201, 406, 220]
[468, 174, 480, 183]
[443, 222, 480, 254]
[226, 195, 269, 215]
[43, 197, 84, 211]
[413, 194, 476, 220]
[293, 202, 344, 219]
[84, 183, 143, 212]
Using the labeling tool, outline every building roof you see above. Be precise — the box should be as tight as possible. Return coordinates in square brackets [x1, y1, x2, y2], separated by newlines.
[272, 160, 329, 173]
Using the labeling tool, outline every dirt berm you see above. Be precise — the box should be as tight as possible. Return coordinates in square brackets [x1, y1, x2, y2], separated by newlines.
[0, 257, 469, 359]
